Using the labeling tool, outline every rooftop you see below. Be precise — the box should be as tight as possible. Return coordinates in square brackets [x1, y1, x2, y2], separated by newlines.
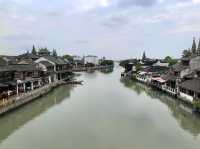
[180, 78, 200, 93]
[0, 64, 40, 73]
[40, 61, 54, 67]
[44, 56, 68, 65]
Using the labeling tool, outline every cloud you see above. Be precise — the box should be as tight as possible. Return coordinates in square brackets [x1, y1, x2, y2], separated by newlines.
[101, 14, 130, 28]
[0, 0, 200, 58]
[115, 0, 159, 8]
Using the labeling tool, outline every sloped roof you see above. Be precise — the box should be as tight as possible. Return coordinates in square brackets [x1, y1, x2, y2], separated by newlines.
[0, 55, 17, 65]
[40, 61, 54, 67]
[180, 78, 200, 93]
[18, 53, 39, 59]
[172, 62, 188, 72]
[44, 56, 68, 65]
[0, 64, 40, 72]
[145, 66, 169, 73]
[162, 73, 177, 81]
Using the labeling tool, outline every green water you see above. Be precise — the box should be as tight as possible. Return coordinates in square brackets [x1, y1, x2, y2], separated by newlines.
[0, 66, 200, 149]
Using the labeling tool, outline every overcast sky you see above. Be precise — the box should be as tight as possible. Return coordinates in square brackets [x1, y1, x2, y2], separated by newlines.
[0, 0, 200, 59]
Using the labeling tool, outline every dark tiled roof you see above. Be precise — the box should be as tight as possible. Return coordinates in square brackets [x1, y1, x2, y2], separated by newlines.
[172, 62, 188, 72]
[0, 56, 17, 65]
[0, 64, 39, 72]
[44, 56, 68, 65]
[182, 55, 197, 61]
[162, 74, 177, 81]
[85, 55, 98, 58]
[40, 61, 54, 67]
[145, 66, 169, 73]
[18, 53, 39, 59]
[184, 72, 196, 79]
[180, 78, 200, 93]
[142, 59, 157, 66]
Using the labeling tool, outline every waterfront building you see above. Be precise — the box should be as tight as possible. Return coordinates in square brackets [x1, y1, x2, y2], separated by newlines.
[179, 78, 200, 103]
[84, 55, 99, 66]
[18, 52, 39, 62]
[153, 60, 169, 67]
[136, 71, 152, 83]
[35, 56, 72, 82]
[0, 56, 17, 65]
[0, 63, 42, 100]
[72, 55, 84, 67]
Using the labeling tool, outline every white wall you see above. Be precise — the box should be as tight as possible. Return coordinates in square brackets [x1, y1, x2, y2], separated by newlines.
[84, 56, 99, 65]
[180, 92, 194, 103]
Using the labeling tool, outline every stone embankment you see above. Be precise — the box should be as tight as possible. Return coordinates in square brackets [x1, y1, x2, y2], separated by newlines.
[0, 82, 62, 116]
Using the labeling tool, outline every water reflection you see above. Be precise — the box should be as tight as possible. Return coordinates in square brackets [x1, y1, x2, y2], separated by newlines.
[100, 68, 114, 74]
[0, 85, 74, 143]
[120, 79, 200, 137]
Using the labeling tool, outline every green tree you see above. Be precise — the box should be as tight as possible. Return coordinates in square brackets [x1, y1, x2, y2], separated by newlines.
[182, 49, 192, 58]
[142, 51, 146, 60]
[119, 60, 130, 67]
[164, 56, 172, 62]
[31, 45, 37, 55]
[197, 39, 200, 55]
[52, 49, 58, 57]
[100, 60, 114, 66]
[164, 56, 177, 66]
[191, 37, 197, 54]
[63, 54, 73, 62]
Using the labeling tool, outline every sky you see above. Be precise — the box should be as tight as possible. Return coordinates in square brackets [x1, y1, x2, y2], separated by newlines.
[0, 0, 200, 59]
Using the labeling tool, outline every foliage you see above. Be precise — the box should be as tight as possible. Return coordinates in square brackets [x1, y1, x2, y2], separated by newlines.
[119, 59, 138, 67]
[31, 45, 37, 55]
[164, 56, 178, 66]
[119, 60, 130, 67]
[182, 49, 192, 58]
[85, 63, 95, 67]
[142, 51, 146, 60]
[63, 54, 74, 62]
[198, 39, 200, 51]
[52, 49, 58, 57]
[191, 38, 197, 54]
[100, 60, 114, 66]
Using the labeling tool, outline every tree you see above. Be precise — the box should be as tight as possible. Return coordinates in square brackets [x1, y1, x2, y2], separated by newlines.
[164, 56, 177, 66]
[31, 45, 37, 55]
[197, 39, 200, 55]
[164, 56, 172, 62]
[52, 49, 58, 57]
[100, 60, 114, 66]
[142, 51, 146, 60]
[191, 37, 197, 54]
[182, 49, 192, 58]
[63, 54, 73, 62]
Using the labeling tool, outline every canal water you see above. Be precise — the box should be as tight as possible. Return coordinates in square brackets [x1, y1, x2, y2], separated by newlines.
[0, 65, 200, 149]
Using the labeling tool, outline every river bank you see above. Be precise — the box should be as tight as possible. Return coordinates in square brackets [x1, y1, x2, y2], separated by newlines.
[72, 65, 114, 72]
[0, 66, 113, 116]
[1, 67, 200, 149]
[121, 71, 200, 113]
[0, 81, 63, 116]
